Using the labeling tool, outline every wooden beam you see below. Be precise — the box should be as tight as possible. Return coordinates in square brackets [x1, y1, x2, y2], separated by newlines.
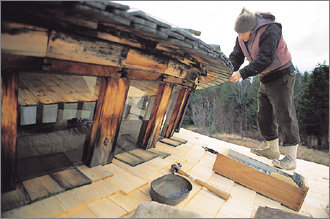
[1, 22, 48, 57]
[2, 54, 193, 88]
[138, 83, 173, 149]
[164, 87, 186, 138]
[1, 71, 18, 192]
[82, 77, 130, 167]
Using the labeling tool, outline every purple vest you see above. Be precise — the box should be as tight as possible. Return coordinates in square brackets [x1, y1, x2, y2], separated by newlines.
[238, 12, 292, 75]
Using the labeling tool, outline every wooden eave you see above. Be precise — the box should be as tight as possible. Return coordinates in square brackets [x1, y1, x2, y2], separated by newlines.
[1, 1, 233, 89]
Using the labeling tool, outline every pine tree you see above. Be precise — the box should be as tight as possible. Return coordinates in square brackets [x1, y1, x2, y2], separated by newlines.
[297, 64, 329, 148]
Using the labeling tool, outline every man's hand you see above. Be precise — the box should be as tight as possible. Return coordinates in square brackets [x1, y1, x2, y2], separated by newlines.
[229, 71, 242, 82]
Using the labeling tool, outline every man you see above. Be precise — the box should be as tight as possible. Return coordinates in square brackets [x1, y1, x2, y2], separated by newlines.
[229, 8, 300, 170]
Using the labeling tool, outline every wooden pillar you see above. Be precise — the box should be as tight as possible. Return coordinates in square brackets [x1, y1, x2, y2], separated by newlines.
[175, 89, 191, 132]
[82, 76, 130, 167]
[164, 87, 186, 138]
[1, 71, 18, 192]
[138, 83, 173, 149]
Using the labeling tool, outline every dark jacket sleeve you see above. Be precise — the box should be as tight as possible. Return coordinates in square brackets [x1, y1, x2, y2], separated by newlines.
[240, 23, 282, 79]
[229, 37, 245, 71]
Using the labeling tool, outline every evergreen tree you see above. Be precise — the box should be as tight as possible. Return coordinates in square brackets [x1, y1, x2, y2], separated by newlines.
[297, 64, 329, 148]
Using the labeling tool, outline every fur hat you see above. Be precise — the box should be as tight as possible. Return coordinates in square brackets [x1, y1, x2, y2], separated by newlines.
[234, 7, 257, 33]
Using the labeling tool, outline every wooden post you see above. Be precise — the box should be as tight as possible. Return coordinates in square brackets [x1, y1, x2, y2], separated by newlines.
[1, 71, 18, 192]
[138, 83, 173, 149]
[174, 88, 191, 132]
[82, 76, 130, 167]
[164, 87, 186, 138]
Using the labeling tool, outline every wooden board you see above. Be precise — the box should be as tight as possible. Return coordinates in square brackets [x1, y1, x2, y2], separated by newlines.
[22, 175, 65, 202]
[128, 149, 159, 162]
[115, 152, 145, 167]
[213, 149, 309, 211]
[1, 71, 18, 192]
[37, 152, 74, 173]
[147, 148, 171, 159]
[50, 168, 92, 190]
[171, 136, 188, 144]
[108, 190, 151, 213]
[87, 198, 128, 218]
[103, 164, 148, 195]
[159, 138, 182, 147]
[16, 156, 47, 182]
[47, 30, 125, 67]
[76, 165, 113, 182]
[2, 22, 48, 57]
[1, 183, 31, 212]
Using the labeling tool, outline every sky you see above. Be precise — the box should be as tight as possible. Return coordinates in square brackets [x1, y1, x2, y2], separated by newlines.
[113, 1, 329, 73]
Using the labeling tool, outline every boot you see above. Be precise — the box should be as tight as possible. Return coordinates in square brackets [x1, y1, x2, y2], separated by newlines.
[250, 138, 280, 160]
[272, 144, 298, 170]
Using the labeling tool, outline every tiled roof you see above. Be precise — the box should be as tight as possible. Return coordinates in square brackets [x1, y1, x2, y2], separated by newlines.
[3, 1, 233, 89]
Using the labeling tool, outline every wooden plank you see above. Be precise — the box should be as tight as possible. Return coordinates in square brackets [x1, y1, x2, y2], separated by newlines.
[82, 77, 130, 167]
[171, 136, 188, 144]
[43, 58, 121, 77]
[22, 175, 65, 202]
[1, 71, 18, 192]
[108, 190, 151, 213]
[115, 152, 145, 167]
[103, 163, 148, 195]
[1, 22, 48, 57]
[55, 184, 101, 213]
[47, 30, 125, 67]
[1, 183, 31, 212]
[123, 48, 168, 73]
[147, 148, 171, 159]
[128, 149, 159, 162]
[87, 198, 128, 218]
[213, 151, 308, 211]
[16, 156, 47, 182]
[37, 152, 74, 173]
[216, 183, 256, 218]
[139, 83, 173, 149]
[184, 188, 225, 217]
[51, 168, 92, 190]
[65, 206, 98, 218]
[76, 165, 113, 182]
[160, 138, 182, 147]
[3, 196, 67, 218]
[87, 179, 120, 198]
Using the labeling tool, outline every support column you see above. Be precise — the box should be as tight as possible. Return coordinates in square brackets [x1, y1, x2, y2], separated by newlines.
[164, 87, 186, 138]
[1, 71, 18, 192]
[174, 88, 191, 134]
[82, 76, 130, 167]
[138, 83, 173, 149]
